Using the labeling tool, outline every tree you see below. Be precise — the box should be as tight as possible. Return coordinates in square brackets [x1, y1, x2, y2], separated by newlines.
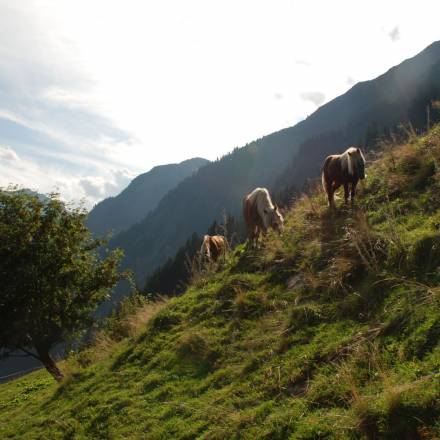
[0, 189, 125, 381]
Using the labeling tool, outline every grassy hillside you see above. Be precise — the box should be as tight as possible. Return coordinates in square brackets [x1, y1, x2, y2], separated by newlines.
[2, 126, 440, 439]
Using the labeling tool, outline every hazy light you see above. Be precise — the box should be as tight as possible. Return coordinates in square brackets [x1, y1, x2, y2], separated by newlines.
[0, 0, 439, 206]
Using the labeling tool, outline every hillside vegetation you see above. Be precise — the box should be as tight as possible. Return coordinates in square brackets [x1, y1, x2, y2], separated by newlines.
[2, 126, 440, 439]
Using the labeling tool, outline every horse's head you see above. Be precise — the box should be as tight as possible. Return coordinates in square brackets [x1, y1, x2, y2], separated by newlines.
[348, 147, 366, 180]
[270, 204, 284, 233]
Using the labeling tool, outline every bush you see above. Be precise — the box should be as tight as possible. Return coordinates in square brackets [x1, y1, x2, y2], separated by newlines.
[408, 233, 440, 274]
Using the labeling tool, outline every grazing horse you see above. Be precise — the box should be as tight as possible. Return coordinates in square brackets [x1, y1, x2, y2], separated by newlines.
[322, 147, 366, 208]
[243, 187, 284, 247]
[200, 235, 228, 263]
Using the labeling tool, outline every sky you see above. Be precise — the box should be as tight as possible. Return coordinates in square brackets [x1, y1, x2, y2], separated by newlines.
[0, 1, 439, 208]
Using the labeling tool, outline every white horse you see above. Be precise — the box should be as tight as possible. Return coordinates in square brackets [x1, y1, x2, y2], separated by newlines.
[243, 187, 284, 246]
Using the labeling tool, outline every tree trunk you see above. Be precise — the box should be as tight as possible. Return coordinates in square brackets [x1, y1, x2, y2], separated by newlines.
[35, 343, 63, 382]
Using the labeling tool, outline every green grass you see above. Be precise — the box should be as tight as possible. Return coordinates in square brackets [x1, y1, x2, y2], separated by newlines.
[2, 127, 440, 439]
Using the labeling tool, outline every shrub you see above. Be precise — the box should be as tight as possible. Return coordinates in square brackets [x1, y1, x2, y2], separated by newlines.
[407, 233, 440, 274]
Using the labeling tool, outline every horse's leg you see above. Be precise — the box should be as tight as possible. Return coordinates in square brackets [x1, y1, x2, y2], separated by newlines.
[257, 225, 266, 248]
[331, 182, 340, 208]
[326, 179, 334, 208]
[343, 183, 349, 205]
[246, 221, 255, 248]
[261, 227, 268, 247]
[351, 182, 357, 205]
[251, 226, 258, 249]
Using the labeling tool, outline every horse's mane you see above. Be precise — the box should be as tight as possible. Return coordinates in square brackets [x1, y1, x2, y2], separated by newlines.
[253, 188, 274, 210]
[341, 147, 365, 176]
[247, 188, 276, 229]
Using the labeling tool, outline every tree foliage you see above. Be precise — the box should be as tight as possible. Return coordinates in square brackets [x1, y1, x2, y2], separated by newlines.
[0, 189, 125, 380]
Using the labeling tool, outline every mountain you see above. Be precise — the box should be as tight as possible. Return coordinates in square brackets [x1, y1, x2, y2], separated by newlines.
[86, 157, 209, 237]
[110, 41, 440, 287]
[3, 125, 440, 438]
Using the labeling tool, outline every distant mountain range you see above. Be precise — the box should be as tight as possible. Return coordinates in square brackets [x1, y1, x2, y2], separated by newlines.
[86, 158, 209, 237]
[109, 41, 440, 288]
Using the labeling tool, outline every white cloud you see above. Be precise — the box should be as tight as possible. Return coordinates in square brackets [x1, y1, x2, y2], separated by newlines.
[79, 169, 135, 203]
[389, 26, 400, 42]
[0, 146, 135, 209]
[295, 60, 312, 67]
[0, 145, 19, 161]
[300, 91, 326, 107]
[79, 176, 107, 199]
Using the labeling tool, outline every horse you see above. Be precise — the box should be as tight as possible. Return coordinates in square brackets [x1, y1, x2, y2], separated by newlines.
[322, 147, 366, 208]
[200, 235, 228, 264]
[243, 187, 284, 247]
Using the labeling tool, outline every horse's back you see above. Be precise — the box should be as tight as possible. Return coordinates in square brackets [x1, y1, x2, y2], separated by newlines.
[211, 235, 225, 248]
[210, 235, 227, 259]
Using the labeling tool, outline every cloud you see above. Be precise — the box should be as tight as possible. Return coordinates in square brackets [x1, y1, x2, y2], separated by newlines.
[0, 3, 136, 207]
[346, 76, 356, 86]
[388, 26, 400, 42]
[79, 169, 135, 202]
[0, 145, 19, 161]
[0, 138, 135, 209]
[111, 169, 134, 190]
[79, 177, 107, 199]
[295, 59, 312, 67]
[300, 91, 326, 106]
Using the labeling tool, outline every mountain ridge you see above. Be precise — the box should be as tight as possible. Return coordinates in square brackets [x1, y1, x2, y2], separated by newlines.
[86, 157, 209, 237]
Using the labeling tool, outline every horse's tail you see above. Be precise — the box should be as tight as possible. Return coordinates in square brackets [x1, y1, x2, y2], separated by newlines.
[201, 236, 210, 262]
[243, 194, 257, 242]
[321, 156, 332, 194]
[242, 195, 251, 226]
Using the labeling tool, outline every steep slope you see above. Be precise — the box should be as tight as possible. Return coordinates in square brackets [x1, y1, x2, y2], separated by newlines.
[2, 126, 440, 439]
[111, 41, 440, 286]
[86, 157, 209, 237]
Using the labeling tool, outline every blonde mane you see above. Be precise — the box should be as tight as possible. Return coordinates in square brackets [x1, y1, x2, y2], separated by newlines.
[342, 147, 365, 176]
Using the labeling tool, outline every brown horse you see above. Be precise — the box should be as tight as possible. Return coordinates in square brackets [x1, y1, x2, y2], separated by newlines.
[200, 235, 228, 263]
[322, 147, 366, 208]
[243, 187, 284, 247]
